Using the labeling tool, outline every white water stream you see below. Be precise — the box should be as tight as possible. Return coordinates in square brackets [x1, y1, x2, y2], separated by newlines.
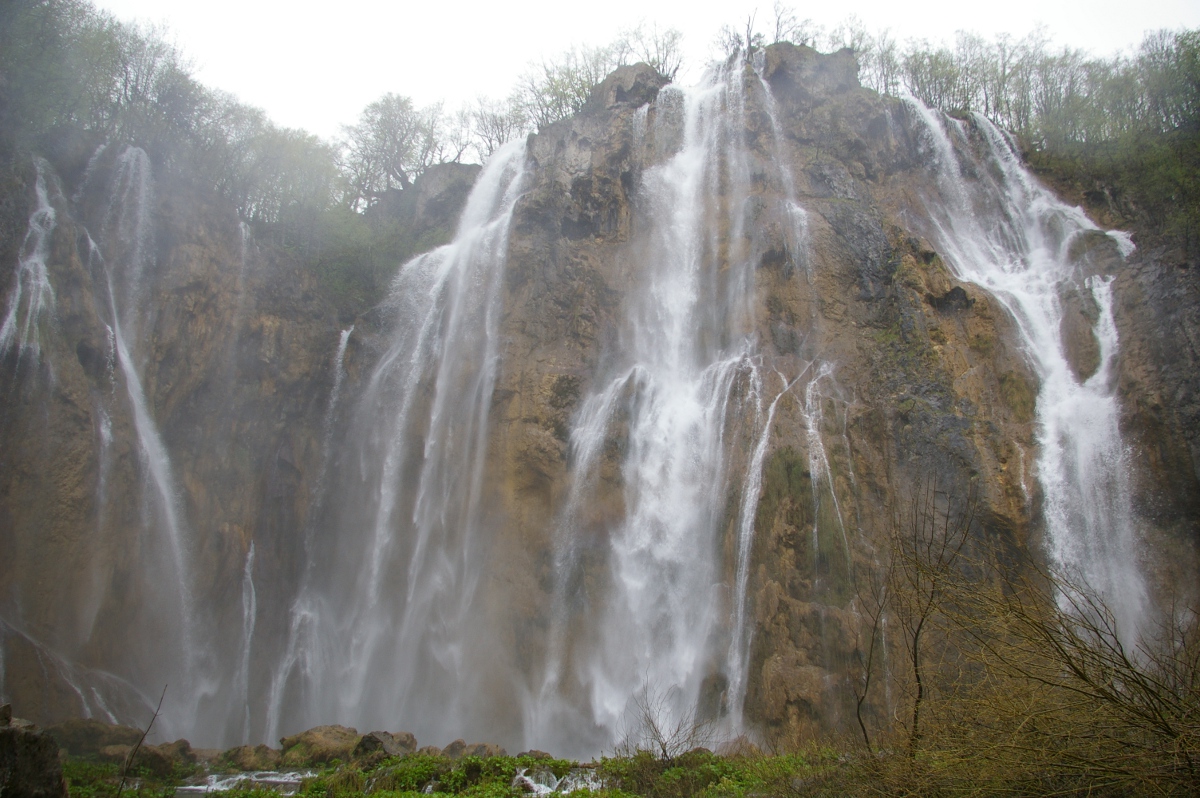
[527, 54, 824, 753]
[83, 147, 201, 734]
[265, 140, 529, 743]
[0, 159, 57, 364]
[905, 100, 1148, 640]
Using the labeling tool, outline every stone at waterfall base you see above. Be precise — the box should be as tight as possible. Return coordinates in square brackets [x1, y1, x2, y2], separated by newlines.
[0, 705, 68, 798]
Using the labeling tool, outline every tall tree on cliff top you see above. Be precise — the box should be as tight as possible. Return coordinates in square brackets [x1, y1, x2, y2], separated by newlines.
[341, 94, 457, 210]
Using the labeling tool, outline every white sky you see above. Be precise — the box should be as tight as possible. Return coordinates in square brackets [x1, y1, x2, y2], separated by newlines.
[94, 0, 1200, 141]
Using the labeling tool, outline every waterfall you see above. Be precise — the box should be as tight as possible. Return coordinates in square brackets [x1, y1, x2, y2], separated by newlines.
[529, 54, 819, 754]
[263, 325, 352, 743]
[905, 100, 1148, 641]
[236, 543, 257, 744]
[724, 369, 800, 729]
[0, 159, 57, 364]
[265, 140, 529, 743]
[85, 147, 200, 732]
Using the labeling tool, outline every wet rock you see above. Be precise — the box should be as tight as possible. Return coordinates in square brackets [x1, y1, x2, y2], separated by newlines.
[0, 723, 67, 798]
[517, 750, 553, 760]
[926, 286, 975, 313]
[441, 739, 466, 759]
[417, 745, 443, 757]
[352, 731, 416, 759]
[96, 740, 191, 778]
[1058, 283, 1102, 382]
[44, 719, 141, 757]
[280, 725, 360, 766]
[583, 63, 668, 114]
[715, 736, 762, 757]
[220, 743, 282, 771]
[464, 742, 507, 758]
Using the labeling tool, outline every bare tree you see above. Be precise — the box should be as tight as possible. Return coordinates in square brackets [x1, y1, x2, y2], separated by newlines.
[615, 23, 684, 82]
[518, 43, 625, 130]
[468, 95, 530, 160]
[849, 556, 893, 753]
[772, 3, 822, 48]
[889, 480, 977, 752]
[614, 681, 718, 762]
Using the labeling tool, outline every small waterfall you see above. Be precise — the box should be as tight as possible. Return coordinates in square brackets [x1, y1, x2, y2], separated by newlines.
[266, 140, 528, 742]
[724, 369, 801, 728]
[0, 618, 150, 723]
[235, 543, 257, 744]
[315, 326, 353, 504]
[905, 100, 1148, 640]
[0, 159, 58, 364]
[85, 147, 200, 729]
[263, 325, 352, 742]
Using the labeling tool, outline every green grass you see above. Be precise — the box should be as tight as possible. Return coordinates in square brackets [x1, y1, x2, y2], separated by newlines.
[59, 745, 872, 798]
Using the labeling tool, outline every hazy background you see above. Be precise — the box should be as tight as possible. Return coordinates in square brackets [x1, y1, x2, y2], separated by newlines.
[92, 0, 1200, 145]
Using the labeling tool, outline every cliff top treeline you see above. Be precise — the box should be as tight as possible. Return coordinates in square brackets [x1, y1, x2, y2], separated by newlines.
[2, 0, 1197, 303]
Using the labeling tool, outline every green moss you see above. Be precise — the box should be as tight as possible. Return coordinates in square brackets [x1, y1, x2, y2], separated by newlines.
[968, 333, 994, 357]
[999, 371, 1037, 424]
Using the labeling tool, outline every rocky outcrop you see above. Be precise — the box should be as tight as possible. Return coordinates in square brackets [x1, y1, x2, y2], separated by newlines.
[353, 731, 417, 759]
[44, 719, 141, 756]
[0, 707, 67, 798]
[280, 725, 360, 766]
[218, 743, 282, 771]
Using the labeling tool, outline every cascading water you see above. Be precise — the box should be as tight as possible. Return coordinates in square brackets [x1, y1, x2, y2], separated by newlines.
[0, 159, 57, 364]
[265, 140, 529, 744]
[528, 54, 819, 754]
[905, 100, 1148, 640]
[235, 543, 257, 744]
[84, 146, 203, 733]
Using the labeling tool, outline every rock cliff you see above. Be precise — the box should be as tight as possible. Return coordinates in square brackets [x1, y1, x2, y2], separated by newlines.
[0, 44, 1194, 754]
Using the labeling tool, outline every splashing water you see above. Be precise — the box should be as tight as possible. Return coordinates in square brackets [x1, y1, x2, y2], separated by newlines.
[904, 100, 1148, 641]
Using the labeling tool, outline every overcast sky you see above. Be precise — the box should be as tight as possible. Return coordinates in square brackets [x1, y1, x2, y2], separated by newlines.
[93, 0, 1200, 141]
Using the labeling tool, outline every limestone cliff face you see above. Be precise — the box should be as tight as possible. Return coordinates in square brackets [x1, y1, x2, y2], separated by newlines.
[479, 48, 1048, 744]
[0, 151, 475, 737]
[0, 44, 1194, 751]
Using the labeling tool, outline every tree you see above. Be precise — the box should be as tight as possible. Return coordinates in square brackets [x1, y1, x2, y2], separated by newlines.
[615, 23, 684, 82]
[769, 2, 823, 48]
[888, 480, 976, 752]
[341, 93, 450, 210]
[518, 43, 625, 129]
[468, 95, 529, 160]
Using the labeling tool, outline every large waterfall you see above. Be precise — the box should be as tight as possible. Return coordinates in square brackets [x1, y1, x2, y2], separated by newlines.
[0, 43, 1166, 757]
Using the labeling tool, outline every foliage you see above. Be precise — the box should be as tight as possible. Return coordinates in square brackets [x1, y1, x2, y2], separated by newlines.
[764, 6, 1200, 254]
[516, 25, 683, 130]
[341, 95, 462, 209]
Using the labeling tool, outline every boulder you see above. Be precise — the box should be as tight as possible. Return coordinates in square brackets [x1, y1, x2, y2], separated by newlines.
[352, 731, 416, 759]
[715, 736, 762, 758]
[416, 745, 442, 757]
[280, 725, 360, 766]
[441, 740, 466, 759]
[220, 744, 282, 771]
[0, 723, 68, 798]
[464, 743, 506, 758]
[44, 718, 141, 757]
[96, 742, 181, 778]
